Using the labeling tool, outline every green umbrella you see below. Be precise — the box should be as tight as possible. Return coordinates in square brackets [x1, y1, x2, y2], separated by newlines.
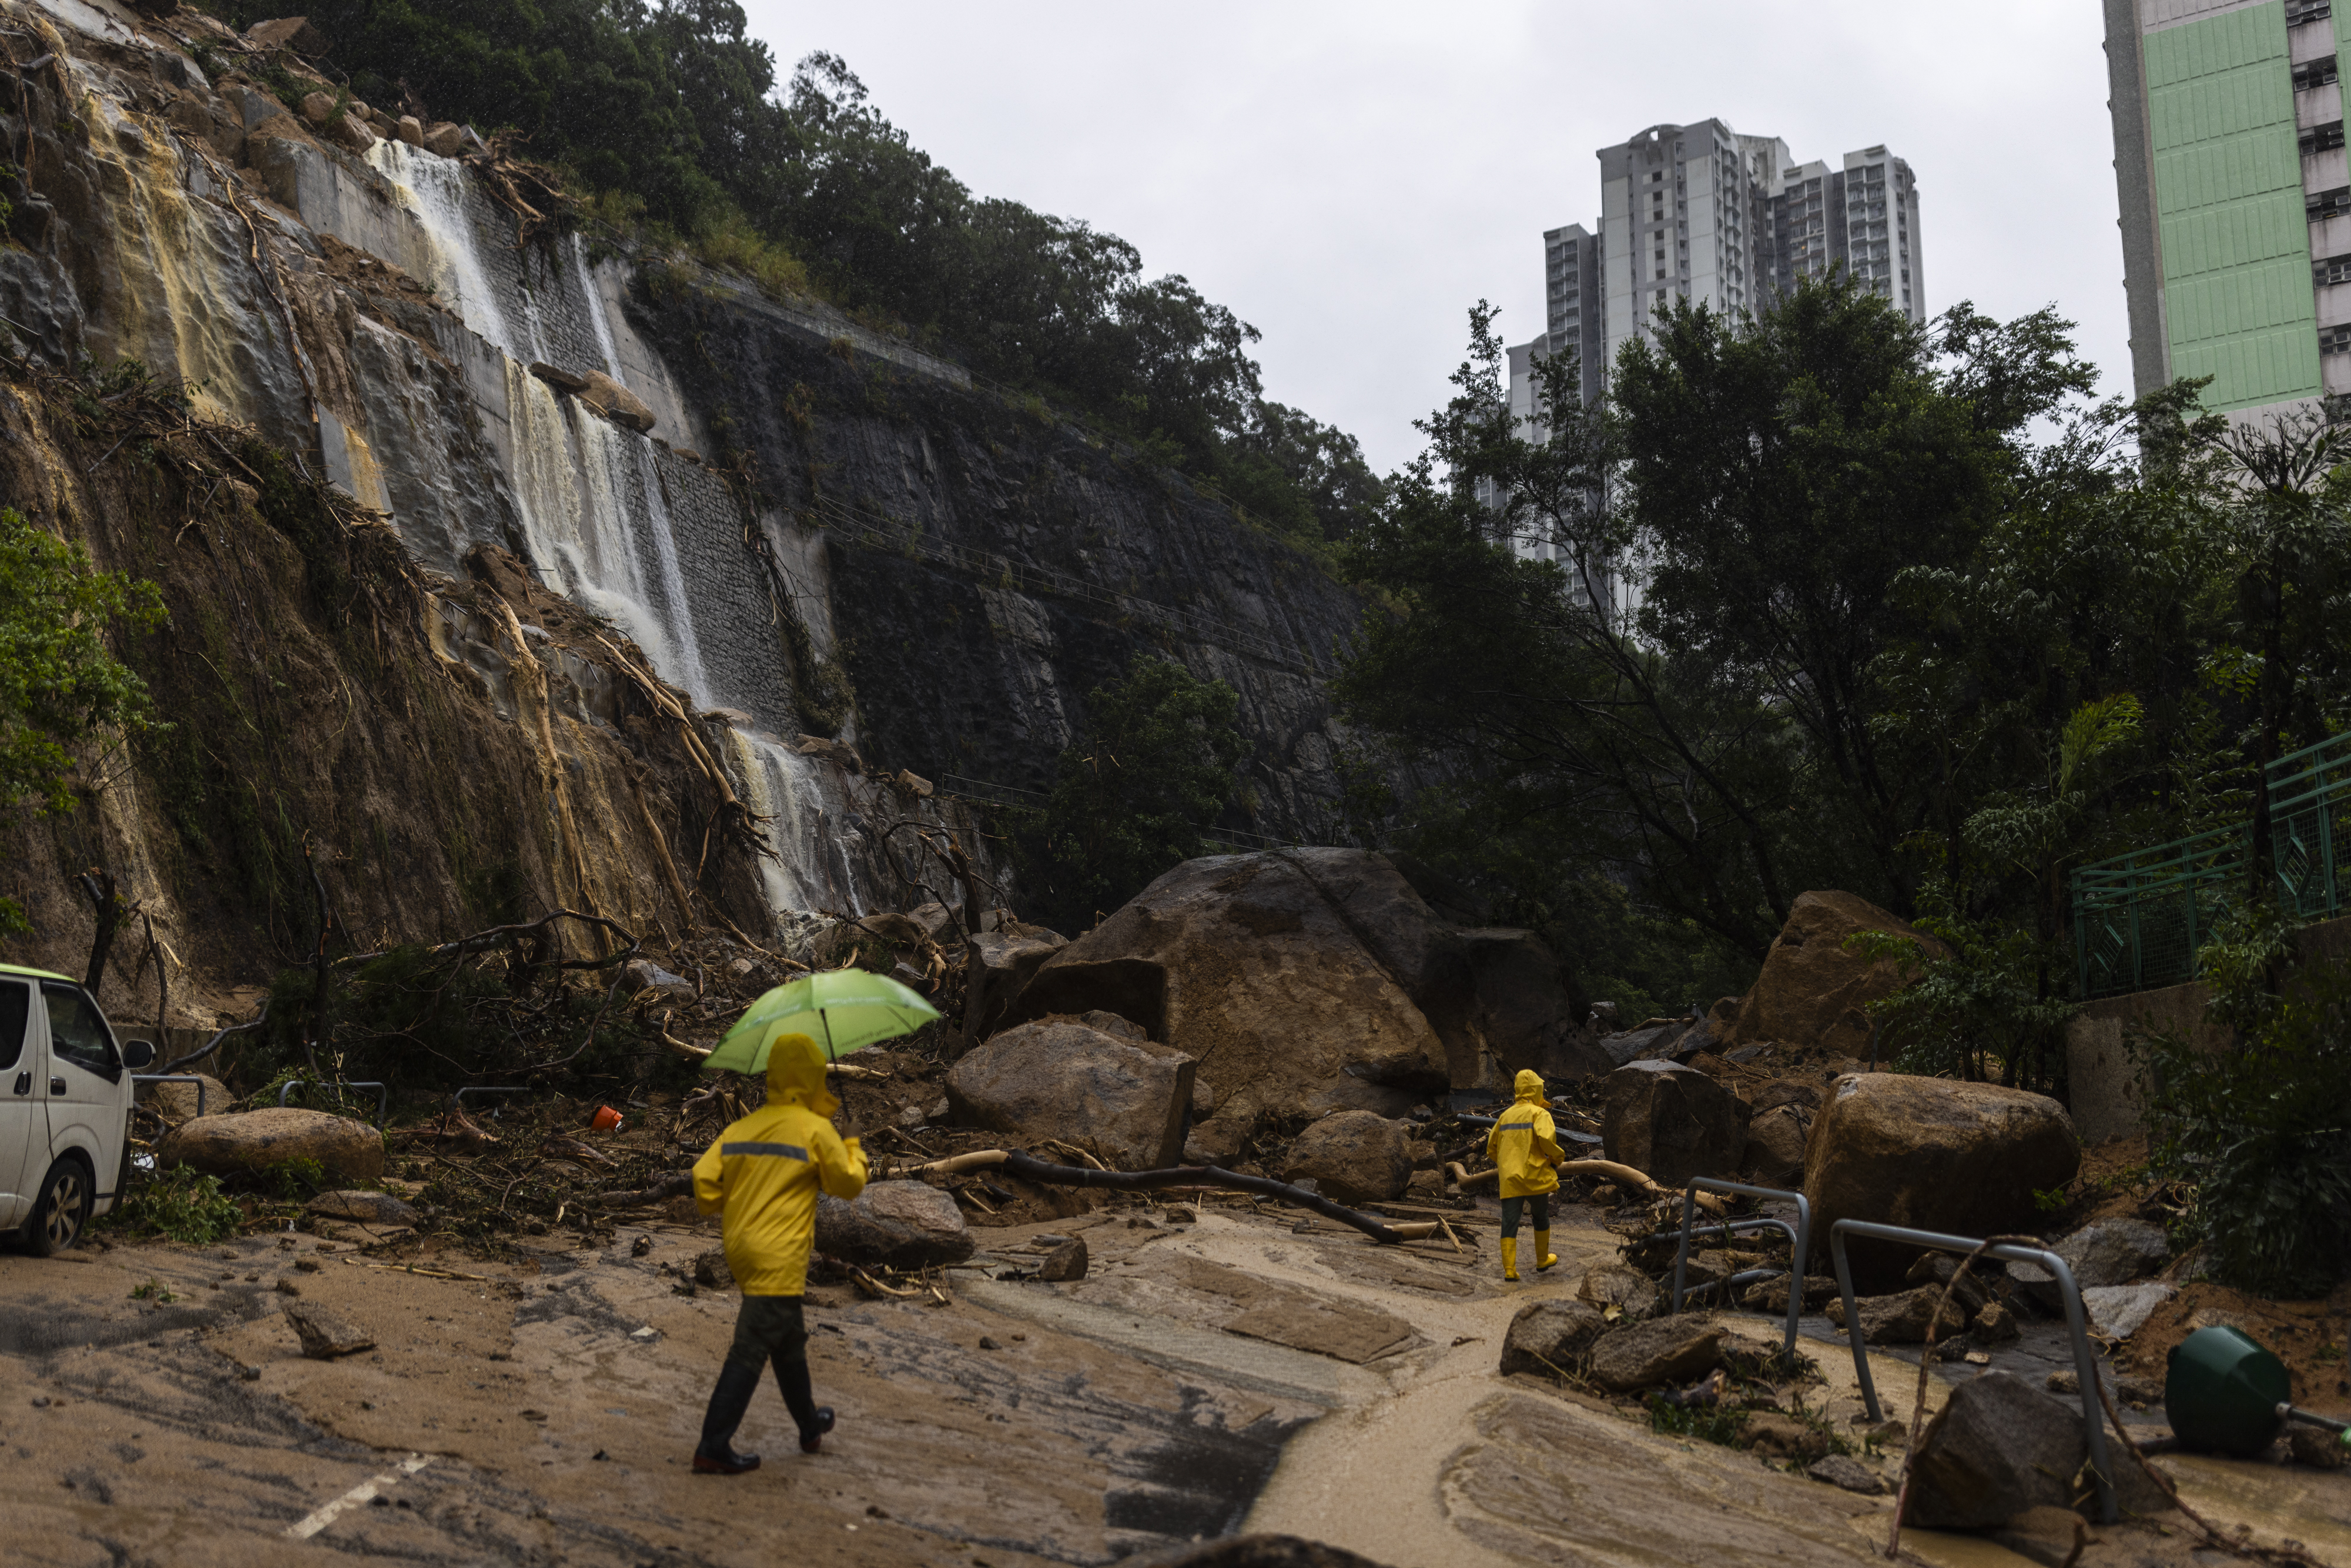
[702, 967, 942, 1075]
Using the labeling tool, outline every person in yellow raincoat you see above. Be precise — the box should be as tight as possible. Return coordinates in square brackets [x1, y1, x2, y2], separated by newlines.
[687, 1029, 868, 1474]
[1485, 1069, 1566, 1281]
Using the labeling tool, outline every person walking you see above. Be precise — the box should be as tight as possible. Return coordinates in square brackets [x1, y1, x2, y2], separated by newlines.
[689, 1029, 869, 1474]
[1486, 1068, 1566, 1281]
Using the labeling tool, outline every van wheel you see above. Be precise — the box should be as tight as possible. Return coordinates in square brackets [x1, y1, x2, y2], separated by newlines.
[25, 1156, 92, 1257]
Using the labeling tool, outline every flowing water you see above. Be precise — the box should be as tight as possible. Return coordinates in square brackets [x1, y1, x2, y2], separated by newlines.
[353, 135, 911, 927]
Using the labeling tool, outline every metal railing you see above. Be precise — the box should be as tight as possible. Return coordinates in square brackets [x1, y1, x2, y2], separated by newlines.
[2072, 730, 2351, 998]
[2268, 731, 2351, 920]
[133, 1075, 209, 1117]
[1667, 1179, 1811, 1367]
[2071, 822, 2248, 999]
[1828, 1218, 2114, 1523]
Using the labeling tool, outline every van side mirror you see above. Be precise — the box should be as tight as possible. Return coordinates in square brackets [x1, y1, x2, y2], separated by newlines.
[122, 1039, 158, 1070]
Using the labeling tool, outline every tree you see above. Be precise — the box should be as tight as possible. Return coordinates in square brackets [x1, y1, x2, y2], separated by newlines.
[0, 507, 165, 932]
[1017, 655, 1244, 932]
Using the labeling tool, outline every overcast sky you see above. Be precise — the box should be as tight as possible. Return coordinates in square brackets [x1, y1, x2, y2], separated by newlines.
[738, 1, 2125, 475]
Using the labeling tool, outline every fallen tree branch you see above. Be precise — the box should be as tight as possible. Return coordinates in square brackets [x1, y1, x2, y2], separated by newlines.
[586, 1172, 694, 1209]
[160, 1000, 270, 1074]
[1445, 1158, 1727, 1215]
[888, 1148, 1432, 1245]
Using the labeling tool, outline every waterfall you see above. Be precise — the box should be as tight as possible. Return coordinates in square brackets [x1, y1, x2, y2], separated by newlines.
[573, 237, 624, 379]
[364, 139, 534, 361]
[728, 733, 872, 918]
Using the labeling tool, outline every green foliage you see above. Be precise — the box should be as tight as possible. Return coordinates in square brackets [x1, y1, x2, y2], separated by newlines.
[1013, 655, 1245, 931]
[107, 1168, 243, 1245]
[2136, 959, 2351, 1297]
[1847, 884, 2078, 1087]
[2196, 896, 2298, 1039]
[0, 503, 165, 932]
[129, 1279, 178, 1302]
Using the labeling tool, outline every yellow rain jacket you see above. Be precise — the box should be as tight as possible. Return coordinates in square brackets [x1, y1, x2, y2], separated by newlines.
[692, 1030, 868, 1295]
[1485, 1069, 1565, 1198]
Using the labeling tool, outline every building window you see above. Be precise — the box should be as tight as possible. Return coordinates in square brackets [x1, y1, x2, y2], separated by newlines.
[2288, 0, 2331, 22]
[2318, 253, 2351, 285]
[2322, 324, 2351, 356]
[2310, 185, 2351, 220]
[2296, 58, 2341, 91]
[2304, 121, 2348, 155]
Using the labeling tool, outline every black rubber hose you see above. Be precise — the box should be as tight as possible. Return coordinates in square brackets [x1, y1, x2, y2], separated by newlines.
[998, 1150, 1409, 1245]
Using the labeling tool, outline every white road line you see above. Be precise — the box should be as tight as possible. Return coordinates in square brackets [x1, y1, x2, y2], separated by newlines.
[284, 1453, 434, 1540]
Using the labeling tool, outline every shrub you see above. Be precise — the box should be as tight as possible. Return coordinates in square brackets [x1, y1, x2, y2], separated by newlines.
[106, 1167, 243, 1245]
[2136, 958, 2351, 1296]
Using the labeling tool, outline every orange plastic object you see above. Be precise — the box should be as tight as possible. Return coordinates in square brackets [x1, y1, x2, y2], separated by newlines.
[591, 1105, 623, 1131]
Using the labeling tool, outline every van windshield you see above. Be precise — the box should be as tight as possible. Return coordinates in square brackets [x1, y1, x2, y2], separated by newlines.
[41, 983, 119, 1082]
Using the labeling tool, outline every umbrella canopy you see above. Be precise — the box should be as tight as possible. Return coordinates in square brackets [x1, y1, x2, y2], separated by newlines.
[702, 967, 941, 1076]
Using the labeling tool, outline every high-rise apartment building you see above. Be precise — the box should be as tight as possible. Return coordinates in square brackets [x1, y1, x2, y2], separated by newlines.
[1508, 120, 1924, 431]
[2105, 0, 2350, 421]
[1498, 120, 1923, 621]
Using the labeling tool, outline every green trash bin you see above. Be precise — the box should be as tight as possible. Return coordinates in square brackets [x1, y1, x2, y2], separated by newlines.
[2166, 1325, 2293, 1458]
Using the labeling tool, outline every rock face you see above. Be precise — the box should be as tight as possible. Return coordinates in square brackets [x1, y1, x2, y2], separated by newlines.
[1906, 1372, 2171, 1528]
[159, 1110, 385, 1184]
[1499, 1299, 1607, 1376]
[947, 1018, 1194, 1171]
[1004, 850, 1598, 1127]
[1803, 1073, 2078, 1286]
[816, 1181, 974, 1268]
[2081, 1282, 2174, 1339]
[1278, 1111, 1412, 1205]
[1588, 1315, 1724, 1392]
[1038, 1236, 1089, 1281]
[1600, 1061, 1747, 1188]
[1718, 891, 1948, 1057]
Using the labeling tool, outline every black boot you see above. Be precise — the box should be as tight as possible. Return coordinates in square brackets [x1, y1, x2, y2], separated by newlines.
[693, 1361, 764, 1474]
[779, 1359, 835, 1453]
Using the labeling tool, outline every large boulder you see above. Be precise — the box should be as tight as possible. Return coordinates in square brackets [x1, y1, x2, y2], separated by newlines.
[1003, 852, 1477, 1125]
[1824, 1286, 1970, 1345]
[1906, 1372, 2172, 1529]
[1498, 1298, 1607, 1376]
[1599, 1061, 1747, 1188]
[1278, 1111, 1411, 1205]
[948, 1018, 1194, 1170]
[816, 1181, 974, 1268]
[960, 925, 1068, 1045]
[1588, 1315, 1724, 1392]
[158, 1109, 384, 1184]
[1804, 1073, 2078, 1288]
[1718, 890, 1947, 1056]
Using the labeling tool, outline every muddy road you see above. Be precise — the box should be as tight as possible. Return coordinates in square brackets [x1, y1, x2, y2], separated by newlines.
[4, 1197, 2347, 1567]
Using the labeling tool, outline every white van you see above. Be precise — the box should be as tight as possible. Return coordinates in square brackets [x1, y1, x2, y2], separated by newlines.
[1, 961, 156, 1254]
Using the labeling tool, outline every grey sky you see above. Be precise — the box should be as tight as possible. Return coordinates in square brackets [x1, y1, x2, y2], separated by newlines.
[739, 2, 2126, 475]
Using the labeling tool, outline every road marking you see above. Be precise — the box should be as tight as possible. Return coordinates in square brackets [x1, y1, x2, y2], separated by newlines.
[284, 1453, 433, 1539]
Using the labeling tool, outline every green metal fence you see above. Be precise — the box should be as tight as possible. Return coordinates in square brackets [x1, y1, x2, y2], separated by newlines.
[2267, 732, 2351, 921]
[2072, 822, 2250, 999]
[2069, 731, 2351, 997]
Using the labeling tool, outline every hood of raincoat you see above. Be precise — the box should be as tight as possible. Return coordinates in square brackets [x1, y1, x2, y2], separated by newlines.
[1513, 1069, 1546, 1103]
[765, 1030, 840, 1117]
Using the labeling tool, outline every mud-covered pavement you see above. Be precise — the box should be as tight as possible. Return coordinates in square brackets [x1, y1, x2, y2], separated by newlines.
[5, 1196, 2349, 1567]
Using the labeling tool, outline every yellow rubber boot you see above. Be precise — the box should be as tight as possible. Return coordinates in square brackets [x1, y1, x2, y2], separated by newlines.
[1500, 1237, 1519, 1282]
[1535, 1229, 1558, 1272]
